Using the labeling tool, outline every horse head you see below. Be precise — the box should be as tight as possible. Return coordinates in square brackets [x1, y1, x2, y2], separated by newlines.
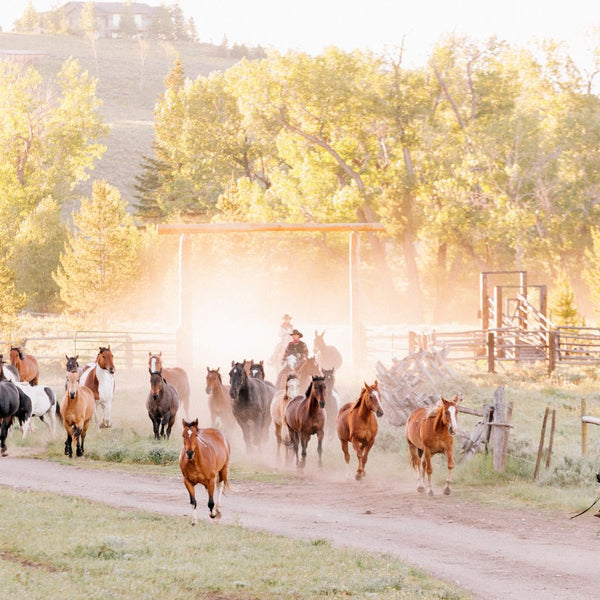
[98, 346, 115, 374]
[149, 371, 164, 401]
[65, 370, 81, 400]
[205, 367, 221, 394]
[285, 374, 300, 399]
[309, 375, 327, 408]
[313, 330, 325, 354]
[182, 418, 199, 460]
[249, 360, 265, 379]
[65, 355, 79, 373]
[363, 380, 384, 418]
[148, 352, 163, 375]
[440, 395, 459, 435]
[228, 361, 245, 399]
[10, 346, 24, 361]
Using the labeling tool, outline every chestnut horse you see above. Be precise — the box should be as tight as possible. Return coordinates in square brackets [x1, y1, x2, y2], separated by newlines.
[59, 370, 95, 458]
[9, 346, 39, 385]
[205, 367, 237, 437]
[179, 418, 230, 524]
[270, 374, 300, 462]
[147, 371, 179, 439]
[405, 395, 459, 495]
[80, 346, 115, 429]
[148, 352, 190, 419]
[336, 381, 384, 481]
[284, 375, 327, 469]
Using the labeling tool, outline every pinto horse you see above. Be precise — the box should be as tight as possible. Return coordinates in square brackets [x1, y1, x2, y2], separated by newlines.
[16, 382, 57, 439]
[284, 375, 327, 469]
[336, 381, 384, 481]
[9, 346, 39, 385]
[179, 418, 230, 524]
[0, 381, 32, 456]
[148, 352, 190, 419]
[59, 370, 95, 458]
[205, 367, 237, 437]
[270, 374, 300, 462]
[0, 354, 19, 382]
[80, 346, 115, 429]
[405, 395, 459, 496]
[229, 360, 275, 452]
[147, 371, 179, 439]
[313, 330, 343, 371]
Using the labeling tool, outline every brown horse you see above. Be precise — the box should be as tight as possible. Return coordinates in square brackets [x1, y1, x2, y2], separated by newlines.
[313, 330, 343, 370]
[405, 395, 459, 496]
[148, 352, 191, 419]
[80, 346, 115, 429]
[179, 418, 230, 524]
[59, 370, 95, 458]
[336, 381, 384, 481]
[284, 375, 327, 469]
[147, 371, 179, 439]
[205, 367, 237, 437]
[270, 374, 300, 463]
[9, 346, 39, 385]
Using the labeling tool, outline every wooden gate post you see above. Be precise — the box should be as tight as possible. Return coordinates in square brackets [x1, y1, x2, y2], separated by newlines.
[487, 332, 495, 373]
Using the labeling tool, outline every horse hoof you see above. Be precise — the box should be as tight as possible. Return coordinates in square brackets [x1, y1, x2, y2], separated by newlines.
[428, 489, 434, 496]
[443, 487, 451, 495]
[1, 448, 7, 457]
[417, 485, 425, 493]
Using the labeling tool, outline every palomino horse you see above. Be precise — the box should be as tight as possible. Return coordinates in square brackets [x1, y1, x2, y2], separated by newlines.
[284, 375, 327, 469]
[179, 418, 230, 524]
[9, 346, 39, 385]
[59, 370, 95, 458]
[405, 395, 460, 495]
[336, 381, 384, 480]
[0, 381, 32, 456]
[270, 374, 300, 463]
[148, 352, 191, 419]
[313, 330, 343, 371]
[229, 360, 275, 452]
[275, 355, 322, 392]
[80, 346, 115, 429]
[205, 367, 237, 437]
[16, 382, 57, 439]
[147, 371, 179, 439]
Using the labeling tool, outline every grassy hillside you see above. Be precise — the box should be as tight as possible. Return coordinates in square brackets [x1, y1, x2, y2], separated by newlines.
[0, 33, 239, 206]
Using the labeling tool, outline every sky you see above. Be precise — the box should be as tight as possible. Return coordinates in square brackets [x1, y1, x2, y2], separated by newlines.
[2, 0, 600, 68]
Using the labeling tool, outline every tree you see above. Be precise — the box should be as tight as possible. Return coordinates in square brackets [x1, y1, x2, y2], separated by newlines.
[53, 181, 146, 326]
[16, 1, 39, 32]
[80, 2, 99, 76]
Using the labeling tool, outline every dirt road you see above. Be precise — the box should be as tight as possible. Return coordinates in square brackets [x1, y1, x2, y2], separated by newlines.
[0, 456, 598, 600]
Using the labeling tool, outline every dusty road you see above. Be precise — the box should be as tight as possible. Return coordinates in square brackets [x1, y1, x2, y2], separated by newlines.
[0, 456, 598, 599]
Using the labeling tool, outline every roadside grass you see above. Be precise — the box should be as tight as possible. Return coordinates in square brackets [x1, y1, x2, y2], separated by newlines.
[0, 487, 467, 600]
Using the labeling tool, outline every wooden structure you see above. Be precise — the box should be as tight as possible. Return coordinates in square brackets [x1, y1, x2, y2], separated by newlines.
[156, 222, 385, 368]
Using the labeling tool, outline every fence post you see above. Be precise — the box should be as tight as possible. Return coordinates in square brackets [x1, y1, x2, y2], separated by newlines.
[534, 407, 550, 481]
[582, 398, 588, 456]
[548, 331, 556, 374]
[487, 332, 495, 373]
[492, 386, 506, 472]
[545, 409, 556, 469]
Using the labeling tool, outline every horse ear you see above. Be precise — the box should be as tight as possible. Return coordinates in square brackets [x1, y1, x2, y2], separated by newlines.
[75, 355, 79, 360]
[148, 352, 152, 357]
[216, 367, 220, 373]
[181, 418, 187, 428]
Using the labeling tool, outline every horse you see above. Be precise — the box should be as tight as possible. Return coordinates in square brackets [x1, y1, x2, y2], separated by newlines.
[270, 374, 300, 462]
[179, 418, 230, 524]
[148, 352, 191, 419]
[58, 370, 95, 458]
[313, 330, 343, 371]
[275, 355, 322, 392]
[284, 375, 327, 469]
[16, 382, 57, 439]
[229, 360, 275, 452]
[0, 354, 20, 382]
[9, 346, 39, 385]
[147, 370, 179, 439]
[205, 367, 237, 437]
[322, 367, 342, 439]
[336, 381, 384, 481]
[249, 360, 266, 380]
[405, 394, 460, 496]
[65, 355, 80, 373]
[80, 346, 115, 429]
[0, 381, 32, 456]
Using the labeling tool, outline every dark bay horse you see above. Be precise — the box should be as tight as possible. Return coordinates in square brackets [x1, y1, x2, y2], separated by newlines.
[313, 330, 343, 370]
[0, 381, 32, 456]
[284, 375, 327, 469]
[336, 381, 384, 480]
[58, 370, 95, 458]
[9, 346, 39, 385]
[80, 346, 115, 429]
[179, 419, 230, 524]
[148, 352, 191, 419]
[205, 367, 237, 437]
[229, 360, 275, 452]
[147, 371, 179, 439]
[405, 395, 459, 495]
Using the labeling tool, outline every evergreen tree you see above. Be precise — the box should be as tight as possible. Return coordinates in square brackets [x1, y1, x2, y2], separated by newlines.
[550, 271, 584, 326]
[16, 1, 39, 32]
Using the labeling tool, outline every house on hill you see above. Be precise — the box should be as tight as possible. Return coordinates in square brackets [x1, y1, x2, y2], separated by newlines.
[57, 2, 159, 38]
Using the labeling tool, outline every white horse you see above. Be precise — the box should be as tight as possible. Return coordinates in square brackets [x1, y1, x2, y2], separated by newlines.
[80, 346, 115, 429]
[17, 382, 57, 439]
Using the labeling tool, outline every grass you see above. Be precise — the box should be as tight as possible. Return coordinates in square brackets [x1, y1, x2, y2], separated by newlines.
[0, 487, 467, 600]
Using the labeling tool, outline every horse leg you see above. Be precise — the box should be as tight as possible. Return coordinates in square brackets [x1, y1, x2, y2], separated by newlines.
[408, 442, 425, 492]
[0, 418, 8, 456]
[298, 433, 308, 469]
[443, 447, 455, 495]
[352, 439, 366, 480]
[274, 423, 282, 461]
[423, 449, 434, 496]
[74, 426, 84, 457]
[316, 430, 324, 469]
[64, 432, 73, 458]
[206, 476, 220, 519]
[340, 438, 351, 478]
[183, 478, 197, 526]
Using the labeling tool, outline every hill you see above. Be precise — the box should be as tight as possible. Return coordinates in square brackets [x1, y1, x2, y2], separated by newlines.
[0, 33, 240, 209]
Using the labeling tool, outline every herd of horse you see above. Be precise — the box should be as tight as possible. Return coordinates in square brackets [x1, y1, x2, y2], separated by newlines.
[0, 330, 461, 525]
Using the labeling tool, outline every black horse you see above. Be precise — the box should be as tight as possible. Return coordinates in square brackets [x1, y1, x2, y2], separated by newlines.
[0, 380, 32, 455]
[146, 371, 179, 439]
[229, 360, 275, 452]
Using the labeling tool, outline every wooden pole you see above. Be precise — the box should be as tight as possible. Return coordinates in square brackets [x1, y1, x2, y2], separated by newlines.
[487, 332, 495, 373]
[545, 408, 556, 469]
[581, 398, 588, 456]
[499, 401, 513, 472]
[534, 407, 550, 481]
[548, 331, 556, 374]
[492, 386, 505, 472]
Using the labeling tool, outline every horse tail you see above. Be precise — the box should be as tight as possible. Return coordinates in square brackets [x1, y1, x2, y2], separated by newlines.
[44, 387, 56, 406]
[55, 398, 62, 424]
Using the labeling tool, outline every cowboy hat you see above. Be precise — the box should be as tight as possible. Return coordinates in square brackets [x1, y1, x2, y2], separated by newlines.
[290, 329, 303, 337]
[282, 314, 292, 320]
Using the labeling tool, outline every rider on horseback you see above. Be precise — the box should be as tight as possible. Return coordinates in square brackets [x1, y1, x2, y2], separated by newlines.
[282, 329, 309, 367]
